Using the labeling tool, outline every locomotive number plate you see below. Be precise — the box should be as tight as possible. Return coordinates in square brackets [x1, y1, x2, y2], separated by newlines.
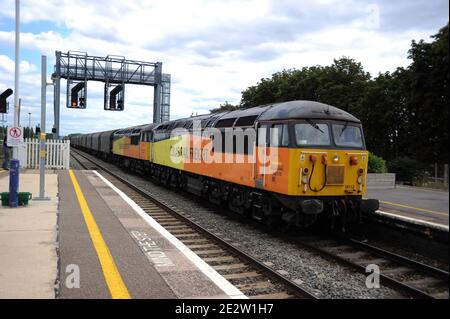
[326, 165, 345, 185]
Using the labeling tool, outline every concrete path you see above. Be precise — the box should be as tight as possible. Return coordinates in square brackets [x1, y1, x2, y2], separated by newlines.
[0, 170, 58, 298]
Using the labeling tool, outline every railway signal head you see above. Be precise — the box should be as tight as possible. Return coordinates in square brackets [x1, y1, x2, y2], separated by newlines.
[68, 81, 87, 109]
[0, 88, 13, 113]
[104, 84, 125, 111]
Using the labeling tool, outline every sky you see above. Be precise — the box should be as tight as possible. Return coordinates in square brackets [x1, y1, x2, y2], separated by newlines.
[0, 0, 448, 135]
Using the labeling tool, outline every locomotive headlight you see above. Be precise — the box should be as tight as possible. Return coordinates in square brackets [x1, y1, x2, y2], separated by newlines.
[333, 154, 339, 163]
[357, 176, 363, 184]
[350, 156, 358, 166]
[302, 176, 309, 184]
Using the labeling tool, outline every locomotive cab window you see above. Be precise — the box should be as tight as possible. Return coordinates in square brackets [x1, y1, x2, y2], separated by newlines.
[257, 124, 268, 146]
[140, 131, 152, 142]
[130, 134, 140, 145]
[270, 124, 289, 147]
[332, 123, 363, 148]
[295, 122, 330, 146]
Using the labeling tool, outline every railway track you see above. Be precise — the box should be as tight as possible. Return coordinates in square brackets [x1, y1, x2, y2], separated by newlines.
[71, 149, 317, 299]
[292, 233, 449, 299]
[70, 153, 85, 170]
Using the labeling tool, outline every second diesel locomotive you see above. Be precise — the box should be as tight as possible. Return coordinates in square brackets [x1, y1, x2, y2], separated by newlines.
[71, 100, 379, 229]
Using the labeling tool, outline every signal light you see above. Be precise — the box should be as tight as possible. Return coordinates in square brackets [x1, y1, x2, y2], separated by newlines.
[105, 83, 125, 111]
[68, 81, 86, 109]
[350, 156, 358, 166]
[0, 88, 13, 113]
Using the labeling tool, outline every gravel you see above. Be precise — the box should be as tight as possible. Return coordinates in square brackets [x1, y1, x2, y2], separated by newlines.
[77, 151, 399, 299]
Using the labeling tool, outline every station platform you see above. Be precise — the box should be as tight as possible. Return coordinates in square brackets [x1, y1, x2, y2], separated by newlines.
[58, 169, 244, 299]
[367, 186, 449, 228]
[0, 169, 58, 298]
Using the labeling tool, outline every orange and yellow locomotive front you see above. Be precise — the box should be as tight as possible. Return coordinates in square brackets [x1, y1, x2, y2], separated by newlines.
[264, 148, 368, 196]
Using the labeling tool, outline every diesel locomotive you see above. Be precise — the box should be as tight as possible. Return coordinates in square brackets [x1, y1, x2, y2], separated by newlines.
[70, 100, 379, 229]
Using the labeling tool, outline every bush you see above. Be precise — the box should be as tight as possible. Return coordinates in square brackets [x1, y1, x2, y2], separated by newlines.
[368, 152, 386, 173]
[387, 157, 425, 183]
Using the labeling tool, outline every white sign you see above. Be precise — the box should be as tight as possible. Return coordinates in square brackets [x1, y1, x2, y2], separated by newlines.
[7, 126, 24, 147]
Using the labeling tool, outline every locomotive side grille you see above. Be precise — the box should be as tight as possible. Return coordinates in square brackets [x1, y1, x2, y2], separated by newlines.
[326, 165, 345, 185]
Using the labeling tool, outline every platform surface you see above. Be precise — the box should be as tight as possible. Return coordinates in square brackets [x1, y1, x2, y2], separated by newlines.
[58, 170, 242, 299]
[367, 185, 449, 226]
[0, 170, 58, 298]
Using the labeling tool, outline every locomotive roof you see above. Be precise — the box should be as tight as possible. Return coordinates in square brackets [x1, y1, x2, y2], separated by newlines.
[217, 100, 360, 122]
[257, 100, 360, 123]
[153, 100, 360, 131]
[114, 123, 156, 134]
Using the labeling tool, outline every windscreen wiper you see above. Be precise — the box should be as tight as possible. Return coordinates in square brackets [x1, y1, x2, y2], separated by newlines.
[306, 119, 324, 133]
[339, 121, 349, 137]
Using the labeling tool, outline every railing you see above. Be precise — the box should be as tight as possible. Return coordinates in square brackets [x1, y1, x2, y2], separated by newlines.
[18, 138, 70, 170]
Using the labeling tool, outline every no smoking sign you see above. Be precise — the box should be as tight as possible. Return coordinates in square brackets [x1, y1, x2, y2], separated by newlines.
[7, 126, 24, 146]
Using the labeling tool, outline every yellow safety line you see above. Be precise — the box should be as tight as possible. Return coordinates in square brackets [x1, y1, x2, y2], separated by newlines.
[379, 200, 448, 216]
[68, 170, 131, 299]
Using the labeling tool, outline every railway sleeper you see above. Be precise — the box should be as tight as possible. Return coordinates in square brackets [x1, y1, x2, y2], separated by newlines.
[212, 263, 249, 271]
[223, 272, 263, 280]
[402, 277, 446, 288]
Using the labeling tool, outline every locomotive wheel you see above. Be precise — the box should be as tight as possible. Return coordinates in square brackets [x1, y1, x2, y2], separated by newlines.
[251, 196, 280, 229]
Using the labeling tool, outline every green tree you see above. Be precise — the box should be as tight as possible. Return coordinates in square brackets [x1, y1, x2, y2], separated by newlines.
[368, 152, 387, 173]
[359, 70, 409, 160]
[240, 57, 371, 115]
[403, 24, 449, 163]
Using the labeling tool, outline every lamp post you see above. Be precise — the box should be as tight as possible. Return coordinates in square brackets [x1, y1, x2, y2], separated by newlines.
[13, 0, 20, 157]
[9, 0, 20, 208]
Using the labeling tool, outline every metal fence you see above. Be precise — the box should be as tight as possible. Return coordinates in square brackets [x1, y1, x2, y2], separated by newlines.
[18, 138, 70, 169]
[423, 163, 449, 187]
